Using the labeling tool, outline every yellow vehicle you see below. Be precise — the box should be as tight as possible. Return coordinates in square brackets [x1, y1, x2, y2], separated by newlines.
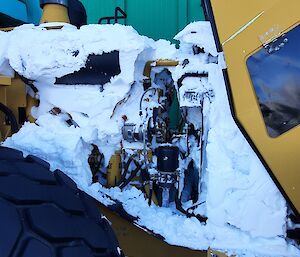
[0, 1, 299, 257]
[204, 0, 300, 226]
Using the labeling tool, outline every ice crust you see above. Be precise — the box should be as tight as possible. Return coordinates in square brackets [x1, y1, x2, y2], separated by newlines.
[1, 22, 300, 256]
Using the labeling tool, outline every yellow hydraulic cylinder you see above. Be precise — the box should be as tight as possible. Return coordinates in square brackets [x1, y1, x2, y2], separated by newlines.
[143, 60, 179, 78]
[40, 3, 70, 24]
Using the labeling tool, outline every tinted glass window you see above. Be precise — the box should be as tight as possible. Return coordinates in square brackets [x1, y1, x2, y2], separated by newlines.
[247, 25, 300, 138]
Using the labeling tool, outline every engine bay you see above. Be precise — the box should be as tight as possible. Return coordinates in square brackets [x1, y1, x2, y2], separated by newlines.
[1, 22, 299, 256]
[89, 65, 213, 224]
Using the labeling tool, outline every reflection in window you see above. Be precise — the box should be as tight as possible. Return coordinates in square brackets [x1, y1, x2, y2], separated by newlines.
[247, 24, 300, 137]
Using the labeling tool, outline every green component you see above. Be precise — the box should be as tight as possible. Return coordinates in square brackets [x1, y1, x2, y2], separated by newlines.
[80, 0, 205, 42]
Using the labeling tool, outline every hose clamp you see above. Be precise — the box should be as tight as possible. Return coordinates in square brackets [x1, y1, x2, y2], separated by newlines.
[40, 0, 68, 8]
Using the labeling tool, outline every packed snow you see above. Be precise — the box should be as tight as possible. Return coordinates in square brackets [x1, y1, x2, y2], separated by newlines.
[1, 22, 299, 257]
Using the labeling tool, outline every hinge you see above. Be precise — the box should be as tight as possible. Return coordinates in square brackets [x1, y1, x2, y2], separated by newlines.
[263, 34, 288, 54]
[259, 24, 282, 46]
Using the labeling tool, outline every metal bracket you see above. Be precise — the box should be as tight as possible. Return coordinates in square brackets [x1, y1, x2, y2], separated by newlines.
[263, 34, 288, 54]
[0, 76, 12, 86]
[99, 7, 127, 24]
[259, 24, 282, 46]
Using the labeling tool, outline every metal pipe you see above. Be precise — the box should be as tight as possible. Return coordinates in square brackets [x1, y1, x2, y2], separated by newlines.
[143, 60, 179, 78]
[40, 0, 68, 8]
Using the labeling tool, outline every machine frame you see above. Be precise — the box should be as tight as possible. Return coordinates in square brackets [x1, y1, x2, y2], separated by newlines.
[202, 0, 300, 218]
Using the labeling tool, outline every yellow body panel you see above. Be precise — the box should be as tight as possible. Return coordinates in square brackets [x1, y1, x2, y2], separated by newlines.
[107, 152, 122, 188]
[0, 77, 26, 140]
[208, 249, 234, 257]
[100, 204, 208, 257]
[210, 0, 300, 214]
[0, 76, 12, 86]
[211, 0, 280, 45]
[101, 204, 232, 257]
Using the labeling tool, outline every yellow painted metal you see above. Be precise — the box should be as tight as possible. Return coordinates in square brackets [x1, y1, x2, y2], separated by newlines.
[106, 148, 159, 204]
[210, 0, 280, 46]
[0, 77, 26, 140]
[143, 60, 179, 78]
[0, 2, 70, 141]
[40, 4, 70, 24]
[143, 182, 159, 206]
[107, 152, 122, 188]
[207, 248, 233, 257]
[0, 27, 15, 32]
[0, 76, 12, 86]
[210, 0, 300, 214]
[100, 204, 207, 257]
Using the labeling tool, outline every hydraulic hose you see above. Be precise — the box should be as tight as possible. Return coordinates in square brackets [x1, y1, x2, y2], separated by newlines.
[119, 161, 141, 190]
[0, 103, 19, 134]
[139, 88, 157, 116]
[175, 189, 207, 223]
[116, 157, 133, 186]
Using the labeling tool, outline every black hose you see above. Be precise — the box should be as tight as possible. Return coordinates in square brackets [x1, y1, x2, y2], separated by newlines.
[0, 103, 19, 134]
[139, 88, 156, 115]
[177, 73, 208, 90]
[116, 157, 133, 186]
[177, 73, 214, 103]
[175, 189, 207, 223]
[119, 161, 141, 190]
[186, 201, 205, 213]
[18, 74, 38, 94]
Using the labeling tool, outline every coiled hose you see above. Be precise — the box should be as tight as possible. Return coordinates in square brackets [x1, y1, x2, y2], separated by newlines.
[0, 103, 18, 134]
[175, 189, 207, 223]
[117, 157, 142, 190]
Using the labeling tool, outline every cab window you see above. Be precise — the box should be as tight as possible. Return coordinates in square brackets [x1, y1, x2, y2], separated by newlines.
[247, 25, 300, 138]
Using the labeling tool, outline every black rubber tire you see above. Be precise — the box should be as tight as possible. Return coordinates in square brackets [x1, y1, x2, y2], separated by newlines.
[0, 146, 123, 257]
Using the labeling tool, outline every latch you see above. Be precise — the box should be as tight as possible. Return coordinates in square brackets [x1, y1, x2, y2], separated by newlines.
[259, 24, 282, 46]
[264, 35, 288, 54]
